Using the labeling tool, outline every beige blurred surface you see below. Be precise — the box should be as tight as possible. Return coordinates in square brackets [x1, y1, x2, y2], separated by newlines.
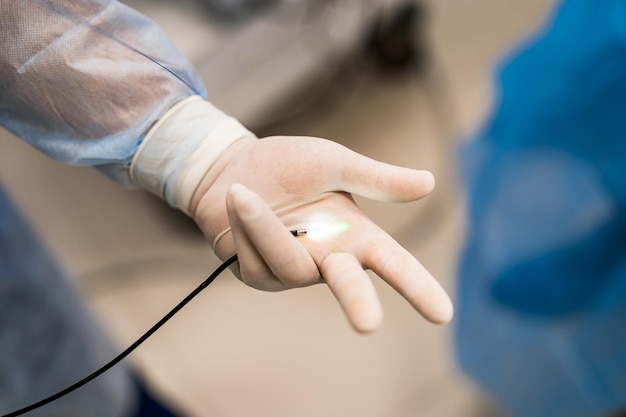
[0, 0, 555, 416]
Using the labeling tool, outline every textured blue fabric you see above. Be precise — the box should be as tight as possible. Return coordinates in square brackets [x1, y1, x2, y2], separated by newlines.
[0, 0, 205, 186]
[0, 183, 136, 417]
[456, 0, 626, 416]
[0, 1, 206, 414]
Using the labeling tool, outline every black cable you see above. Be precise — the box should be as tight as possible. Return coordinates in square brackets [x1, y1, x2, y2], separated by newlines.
[1, 254, 239, 417]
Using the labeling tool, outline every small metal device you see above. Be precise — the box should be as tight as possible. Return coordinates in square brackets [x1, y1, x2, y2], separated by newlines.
[290, 229, 308, 237]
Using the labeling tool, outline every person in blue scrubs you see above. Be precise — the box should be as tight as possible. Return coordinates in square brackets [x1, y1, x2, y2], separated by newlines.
[0, 1, 453, 416]
[457, 0, 626, 416]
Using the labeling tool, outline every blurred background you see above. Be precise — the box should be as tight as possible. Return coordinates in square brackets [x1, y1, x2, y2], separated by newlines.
[0, 0, 555, 416]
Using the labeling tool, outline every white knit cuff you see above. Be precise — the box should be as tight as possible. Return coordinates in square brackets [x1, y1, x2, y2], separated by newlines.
[130, 96, 255, 215]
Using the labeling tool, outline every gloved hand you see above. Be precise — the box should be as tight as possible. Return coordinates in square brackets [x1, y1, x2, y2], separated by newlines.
[190, 135, 453, 333]
[131, 96, 453, 333]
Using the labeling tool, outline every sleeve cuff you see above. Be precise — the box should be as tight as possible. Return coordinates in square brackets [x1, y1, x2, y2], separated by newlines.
[130, 96, 256, 215]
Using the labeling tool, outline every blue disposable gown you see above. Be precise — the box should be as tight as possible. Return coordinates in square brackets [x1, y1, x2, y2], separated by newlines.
[457, 0, 626, 416]
[0, 1, 205, 415]
[0, 0, 205, 185]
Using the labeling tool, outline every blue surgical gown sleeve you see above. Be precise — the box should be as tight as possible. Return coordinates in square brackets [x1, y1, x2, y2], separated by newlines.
[0, 0, 207, 186]
[456, 1, 626, 416]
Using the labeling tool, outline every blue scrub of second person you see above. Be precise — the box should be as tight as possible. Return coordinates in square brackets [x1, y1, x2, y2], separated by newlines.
[456, 0, 626, 416]
[0, 1, 205, 415]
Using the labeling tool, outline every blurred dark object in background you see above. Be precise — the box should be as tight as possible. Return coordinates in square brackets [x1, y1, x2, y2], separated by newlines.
[124, 0, 430, 128]
[199, 0, 277, 22]
[367, 1, 430, 75]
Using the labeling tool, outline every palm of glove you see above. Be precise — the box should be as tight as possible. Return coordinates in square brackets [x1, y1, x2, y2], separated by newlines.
[191, 136, 453, 333]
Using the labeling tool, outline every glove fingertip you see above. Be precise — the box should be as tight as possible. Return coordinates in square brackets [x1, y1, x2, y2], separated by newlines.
[430, 301, 454, 325]
[227, 183, 266, 222]
[420, 170, 436, 194]
[352, 309, 384, 334]
[385, 168, 436, 203]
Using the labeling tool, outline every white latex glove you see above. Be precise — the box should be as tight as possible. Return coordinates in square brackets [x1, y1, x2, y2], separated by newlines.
[132, 97, 453, 333]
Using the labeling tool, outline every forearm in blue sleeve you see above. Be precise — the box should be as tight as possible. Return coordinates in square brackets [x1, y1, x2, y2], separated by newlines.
[0, 0, 206, 185]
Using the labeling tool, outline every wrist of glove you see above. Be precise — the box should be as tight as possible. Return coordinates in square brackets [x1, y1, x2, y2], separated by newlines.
[130, 95, 256, 215]
[132, 97, 453, 333]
